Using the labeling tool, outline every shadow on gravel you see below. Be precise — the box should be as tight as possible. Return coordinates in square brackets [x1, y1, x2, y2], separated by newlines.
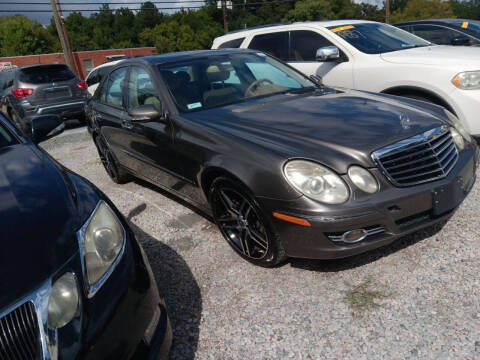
[289, 221, 448, 273]
[127, 204, 202, 360]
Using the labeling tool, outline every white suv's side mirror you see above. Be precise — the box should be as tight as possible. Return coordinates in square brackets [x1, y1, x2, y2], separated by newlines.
[316, 46, 340, 62]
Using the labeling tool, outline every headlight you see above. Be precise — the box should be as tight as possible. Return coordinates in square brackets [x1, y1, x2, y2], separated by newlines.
[48, 272, 79, 329]
[347, 166, 379, 193]
[78, 201, 125, 296]
[444, 110, 472, 146]
[283, 160, 349, 204]
[452, 71, 480, 90]
[450, 128, 465, 151]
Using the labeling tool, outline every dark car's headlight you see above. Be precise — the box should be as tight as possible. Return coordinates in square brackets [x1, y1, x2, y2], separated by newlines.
[77, 201, 126, 297]
[444, 110, 472, 151]
[283, 160, 349, 204]
[48, 272, 79, 329]
[347, 166, 379, 193]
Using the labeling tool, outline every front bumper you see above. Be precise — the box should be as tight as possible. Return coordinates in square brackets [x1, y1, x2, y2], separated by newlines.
[261, 145, 478, 260]
[448, 88, 480, 137]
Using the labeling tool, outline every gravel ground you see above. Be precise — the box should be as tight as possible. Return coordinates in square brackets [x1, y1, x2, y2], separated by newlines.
[42, 126, 480, 360]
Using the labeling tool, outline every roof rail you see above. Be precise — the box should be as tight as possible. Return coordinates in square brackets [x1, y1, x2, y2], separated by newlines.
[225, 23, 289, 35]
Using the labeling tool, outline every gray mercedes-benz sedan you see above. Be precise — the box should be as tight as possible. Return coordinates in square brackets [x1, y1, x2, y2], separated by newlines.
[87, 49, 478, 267]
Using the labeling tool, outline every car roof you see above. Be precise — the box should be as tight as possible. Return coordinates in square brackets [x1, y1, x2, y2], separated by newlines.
[214, 20, 376, 42]
[119, 48, 260, 65]
[18, 63, 70, 71]
[395, 19, 477, 26]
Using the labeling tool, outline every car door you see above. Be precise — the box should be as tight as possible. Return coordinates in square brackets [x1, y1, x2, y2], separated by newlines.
[246, 29, 354, 88]
[124, 65, 182, 189]
[91, 66, 135, 170]
[288, 30, 354, 88]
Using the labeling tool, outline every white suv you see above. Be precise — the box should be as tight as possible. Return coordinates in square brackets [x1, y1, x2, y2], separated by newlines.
[212, 20, 480, 140]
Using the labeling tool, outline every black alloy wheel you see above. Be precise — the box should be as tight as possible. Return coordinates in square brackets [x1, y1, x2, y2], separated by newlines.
[210, 177, 286, 267]
[94, 136, 132, 184]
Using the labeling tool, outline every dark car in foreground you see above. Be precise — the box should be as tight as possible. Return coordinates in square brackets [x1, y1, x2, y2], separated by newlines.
[87, 49, 478, 267]
[395, 19, 480, 46]
[0, 63, 88, 135]
[0, 112, 171, 359]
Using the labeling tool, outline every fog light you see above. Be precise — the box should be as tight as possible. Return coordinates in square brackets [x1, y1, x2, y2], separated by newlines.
[342, 229, 368, 243]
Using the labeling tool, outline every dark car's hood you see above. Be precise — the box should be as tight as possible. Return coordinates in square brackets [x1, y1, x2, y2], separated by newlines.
[188, 89, 447, 173]
[0, 144, 82, 307]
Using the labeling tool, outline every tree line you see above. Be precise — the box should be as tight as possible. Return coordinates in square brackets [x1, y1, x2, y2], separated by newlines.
[0, 0, 479, 58]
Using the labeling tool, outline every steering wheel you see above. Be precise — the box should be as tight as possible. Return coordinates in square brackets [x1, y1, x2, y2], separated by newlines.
[245, 78, 274, 97]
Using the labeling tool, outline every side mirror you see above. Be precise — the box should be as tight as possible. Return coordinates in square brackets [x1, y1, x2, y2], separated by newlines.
[128, 104, 165, 123]
[31, 115, 64, 144]
[316, 46, 341, 62]
[451, 37, 471, 46]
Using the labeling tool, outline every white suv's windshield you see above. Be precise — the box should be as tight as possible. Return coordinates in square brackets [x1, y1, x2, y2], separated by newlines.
[157, 52, 315, 112]
[328, 23, 431, 54]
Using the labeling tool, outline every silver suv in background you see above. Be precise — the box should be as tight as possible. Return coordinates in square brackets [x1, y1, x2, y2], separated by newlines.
[0, 63, 88, 135]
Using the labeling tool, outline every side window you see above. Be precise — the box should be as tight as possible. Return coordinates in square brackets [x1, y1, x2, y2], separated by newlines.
[289, 30, 335, 61]
[218, 37, 245, 49]
[127, 66, 162, 112]
[245, 62, 301, 89]
[248, 32, 289, 61]
[104, 67, 128, 107]
[412, 25, 471, 45]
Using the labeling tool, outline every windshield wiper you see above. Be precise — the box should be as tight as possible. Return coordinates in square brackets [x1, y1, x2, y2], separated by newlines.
[282, 87, 317, 95]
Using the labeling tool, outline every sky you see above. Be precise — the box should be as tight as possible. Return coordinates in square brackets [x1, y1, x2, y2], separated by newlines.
[0, 0, 205, 25]
[0, 0, 384, 25]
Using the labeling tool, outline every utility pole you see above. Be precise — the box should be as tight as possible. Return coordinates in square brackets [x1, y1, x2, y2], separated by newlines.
[222, 0, 228, 33]
[385, 0, 390, 24]
[50, 0, 76, 73]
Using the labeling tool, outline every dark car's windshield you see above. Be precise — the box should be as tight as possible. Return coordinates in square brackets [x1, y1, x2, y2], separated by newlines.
[328, 23, 431, 54]
[0, 120, 18, 148]
[19, 64, 76, 84]
[451, 20, 480, 35]
[157, 52, 315, 112]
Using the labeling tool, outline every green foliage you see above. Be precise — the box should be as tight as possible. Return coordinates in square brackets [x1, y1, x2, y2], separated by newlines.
[391, 0, 456, 22]
[0, 15, 59, 57]
[451, 0, 480, 20]
[4, 0, 480, 58]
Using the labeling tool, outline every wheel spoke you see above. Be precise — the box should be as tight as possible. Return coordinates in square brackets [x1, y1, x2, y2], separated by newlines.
[217, 215, 238, 229]
[240, 229, 250, 256]
[248, 227, 268, 248]
[219, 190, 239, 215]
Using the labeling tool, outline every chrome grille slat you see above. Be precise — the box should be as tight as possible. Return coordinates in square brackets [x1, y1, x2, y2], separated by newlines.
[372, 126, 459, 186]
[0, 302, 40, 360]
[381, 146, 432, 165]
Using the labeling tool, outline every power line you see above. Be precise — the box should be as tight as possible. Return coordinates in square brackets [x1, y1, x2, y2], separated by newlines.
[0, 1, 207, 4]
[0, 0, 297, 12]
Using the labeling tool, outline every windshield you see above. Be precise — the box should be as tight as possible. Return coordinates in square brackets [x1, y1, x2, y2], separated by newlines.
[157, 52, 315, 112]
[0, 119, 18, 148]
[328, 23, 431, 54]
[19, 65, 75, 84]
[452, 20, 480, 35]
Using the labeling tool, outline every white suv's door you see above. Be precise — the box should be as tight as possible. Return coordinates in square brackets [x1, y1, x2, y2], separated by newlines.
[246, 29, 354, 88]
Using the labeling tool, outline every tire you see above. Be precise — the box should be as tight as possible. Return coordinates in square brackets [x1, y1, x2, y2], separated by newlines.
[209, 176, 287, 267]
[94, 135, 132, 184]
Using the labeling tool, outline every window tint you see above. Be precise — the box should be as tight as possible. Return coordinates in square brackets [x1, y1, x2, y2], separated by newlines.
[248, 32, 289, 60]
[19, 65, 75, 84]
[412, 25, 472, 45]
[218, 37, 245, 49]
[290, 30, 336, 61]
[158, 53, 314, 112]
[104, 67, 128, 107]
[329, 23, 430, 54]
[127, 67, 162, 112]
[0, 119, 18, 148]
